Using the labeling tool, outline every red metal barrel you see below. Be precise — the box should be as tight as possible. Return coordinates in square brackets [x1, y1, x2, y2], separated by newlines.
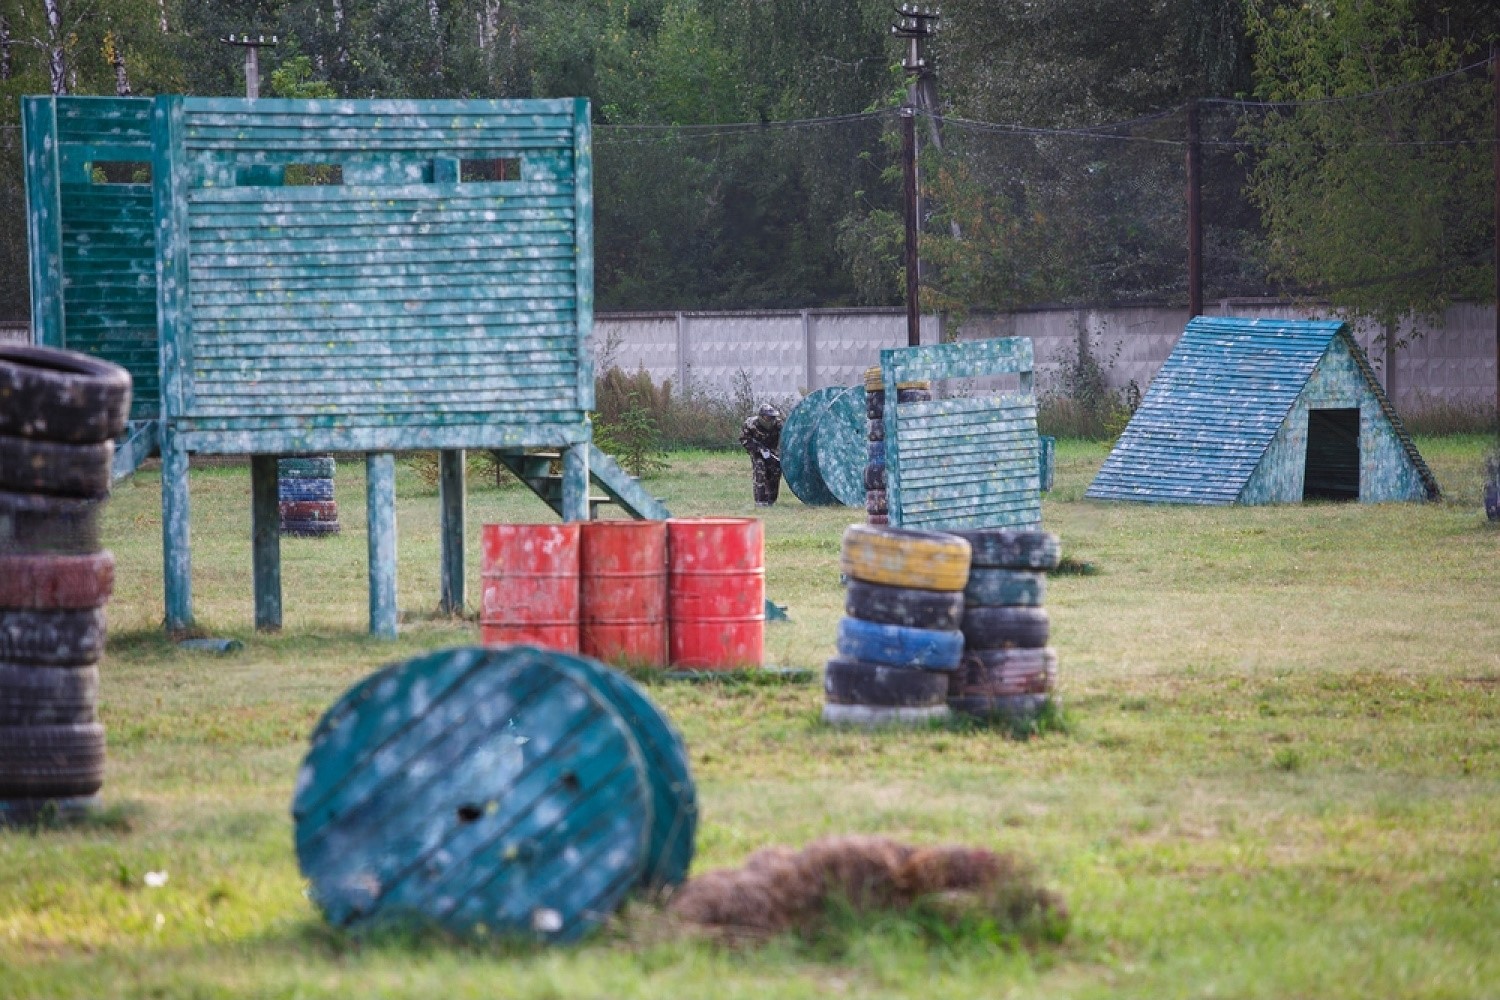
[480, 523, 580, 652]
[579, 520, 668, 667]
[667, 517, 764, 670]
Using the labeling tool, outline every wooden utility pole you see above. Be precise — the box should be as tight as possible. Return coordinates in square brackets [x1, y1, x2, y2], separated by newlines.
[892, 5, 940, 348]
[1492, 45, 1499, 432]
[220, 33, 279, 100]
[1186, 102, 1203, 318]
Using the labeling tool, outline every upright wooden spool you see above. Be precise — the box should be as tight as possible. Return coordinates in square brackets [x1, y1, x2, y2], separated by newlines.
[293, 646, 695, 941]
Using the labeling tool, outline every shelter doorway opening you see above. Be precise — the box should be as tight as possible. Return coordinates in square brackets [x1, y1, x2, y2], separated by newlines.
[1303, 408, 1360, 501]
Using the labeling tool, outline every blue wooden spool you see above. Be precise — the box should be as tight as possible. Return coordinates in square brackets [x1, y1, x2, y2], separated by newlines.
[557, 655, 696, 889]
[779, 386, 843, 506]
[814, 386, 869, 508]
[293, 645, 672, 942]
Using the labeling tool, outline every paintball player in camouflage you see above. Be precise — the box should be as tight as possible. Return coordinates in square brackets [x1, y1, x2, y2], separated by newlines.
[739, 403, 783, 506]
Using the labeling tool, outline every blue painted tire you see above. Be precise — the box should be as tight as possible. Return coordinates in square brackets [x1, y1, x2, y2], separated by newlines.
[865, 391, 885, 421]
[279, 478, 334, 502]
[835, 615, 963, 670]
[279, 457, 336, 479]
[950, 529, 1061, 571]
[294, 646, 654, 942]
[963, 568, 1047, 607]
[867, 420, 884, 442]
[867, 440, 885, 464]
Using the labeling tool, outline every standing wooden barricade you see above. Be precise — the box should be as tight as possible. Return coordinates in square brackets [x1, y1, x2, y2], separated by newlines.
[879, 337, 1043, 530]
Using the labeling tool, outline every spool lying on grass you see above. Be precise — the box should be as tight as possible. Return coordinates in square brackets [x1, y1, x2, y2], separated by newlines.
[293, 645, 696, 940]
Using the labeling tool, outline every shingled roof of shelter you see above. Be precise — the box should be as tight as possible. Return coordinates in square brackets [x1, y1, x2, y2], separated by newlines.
[1085, 316, 1439, 504]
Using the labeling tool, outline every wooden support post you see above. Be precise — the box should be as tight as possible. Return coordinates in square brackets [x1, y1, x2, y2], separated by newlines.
[561, 442, 590, 522]
[366, 452, 398, 639]
[250, 454, 281, 631]
[1186, 101, 1203, 319]
[161, 436, 193, 633]
[438, 449, 466, 615]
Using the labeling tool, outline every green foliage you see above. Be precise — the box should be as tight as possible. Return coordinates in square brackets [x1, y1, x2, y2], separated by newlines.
[1038, 327, 1131, 441]
[269, 54, 335, 98]
[1243, 0, 1499, 330]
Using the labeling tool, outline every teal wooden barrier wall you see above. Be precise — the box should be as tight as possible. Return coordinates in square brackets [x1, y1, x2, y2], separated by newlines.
[146, 96, 595, 635]
[881, 338, 1043, 530]
[23, 96, 160, 422]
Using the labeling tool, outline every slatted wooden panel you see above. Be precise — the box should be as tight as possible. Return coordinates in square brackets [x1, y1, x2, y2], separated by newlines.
[156, 97, 593, 454]
[1083, 317, 1439, 504]
[23, 96, 159, 420]
[882, 338, 1042, 530]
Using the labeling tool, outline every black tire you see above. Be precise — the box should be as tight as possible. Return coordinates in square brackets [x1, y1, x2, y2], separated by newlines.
[864, 465, 886, 491]
[867, 514, 889, 525]
[278, 456, 337, 479]
[948, 693, 1052, 722]
[0, 723, 105, 797]
[0, 552, 114, 610]
[867, 419, 885, 442]
[949, 528, 1062, 571]
[960, 606, 1050, 650]
[0, 345, 131, 444]
[0, 433, 113, 498]
[865, 391, 885, 420]
[0, 609, 106, 666]
[865, 489, 888, 515]
[963, 567, 1047, 608]
[0, 490, 103, 555]
[823, 657, 950, 707]
[281, 518, 341, 537]
[0, 664, 98, 725]
[895, 387, 931, 404]
[845, 578, 965, 630]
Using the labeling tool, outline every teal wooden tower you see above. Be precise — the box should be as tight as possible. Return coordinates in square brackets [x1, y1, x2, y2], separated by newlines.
[24, 95, 671, 637]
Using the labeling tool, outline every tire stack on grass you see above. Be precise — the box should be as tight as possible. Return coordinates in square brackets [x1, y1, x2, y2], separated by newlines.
[948, 529, 1062, 724]
[823, 525, 971, 727]
[279, 456, 340, 538]
[862, 368, 932, 526]
[0, 345, 130, 824]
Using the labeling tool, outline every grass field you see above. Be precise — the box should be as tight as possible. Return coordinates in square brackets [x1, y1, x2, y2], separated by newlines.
[3, 437, 1498, 999]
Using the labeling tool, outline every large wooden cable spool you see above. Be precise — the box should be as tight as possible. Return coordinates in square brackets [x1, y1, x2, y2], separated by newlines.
[814, 386, 871, 508]
[778, 386, 843, 506]
[293, 646, 696, 941]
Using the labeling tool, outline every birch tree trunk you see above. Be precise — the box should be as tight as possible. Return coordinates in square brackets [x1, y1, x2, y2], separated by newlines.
[44, 0, 66, 94]
[1, 13, 11, 82]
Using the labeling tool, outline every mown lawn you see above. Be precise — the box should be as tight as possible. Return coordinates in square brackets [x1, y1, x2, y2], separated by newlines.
[2, 437, 1497, 999]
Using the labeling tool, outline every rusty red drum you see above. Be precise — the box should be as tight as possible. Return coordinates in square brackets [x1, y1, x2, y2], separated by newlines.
[479, 523, 580, 652]
[580, 520, 668, 667]
[666, 517, 764, 670]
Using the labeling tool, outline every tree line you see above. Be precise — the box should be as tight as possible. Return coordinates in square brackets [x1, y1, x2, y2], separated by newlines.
[2, 0, 1497, 339]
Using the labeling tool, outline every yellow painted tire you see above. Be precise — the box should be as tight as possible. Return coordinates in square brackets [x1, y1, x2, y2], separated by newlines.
[840, 524, 971, 592]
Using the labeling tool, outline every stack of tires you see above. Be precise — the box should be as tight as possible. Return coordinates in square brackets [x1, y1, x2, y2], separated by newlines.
[0, 345, 130, 823]
[862, 367, 931, 526]
[823, 524, 971, 727]
[279, 455, 340, 537]
[948, 528, 1062, 723]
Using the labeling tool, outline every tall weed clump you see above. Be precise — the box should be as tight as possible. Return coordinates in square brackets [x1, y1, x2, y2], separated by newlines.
[1038, 328, 1134, 441]
[594, 364, 747, 453]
